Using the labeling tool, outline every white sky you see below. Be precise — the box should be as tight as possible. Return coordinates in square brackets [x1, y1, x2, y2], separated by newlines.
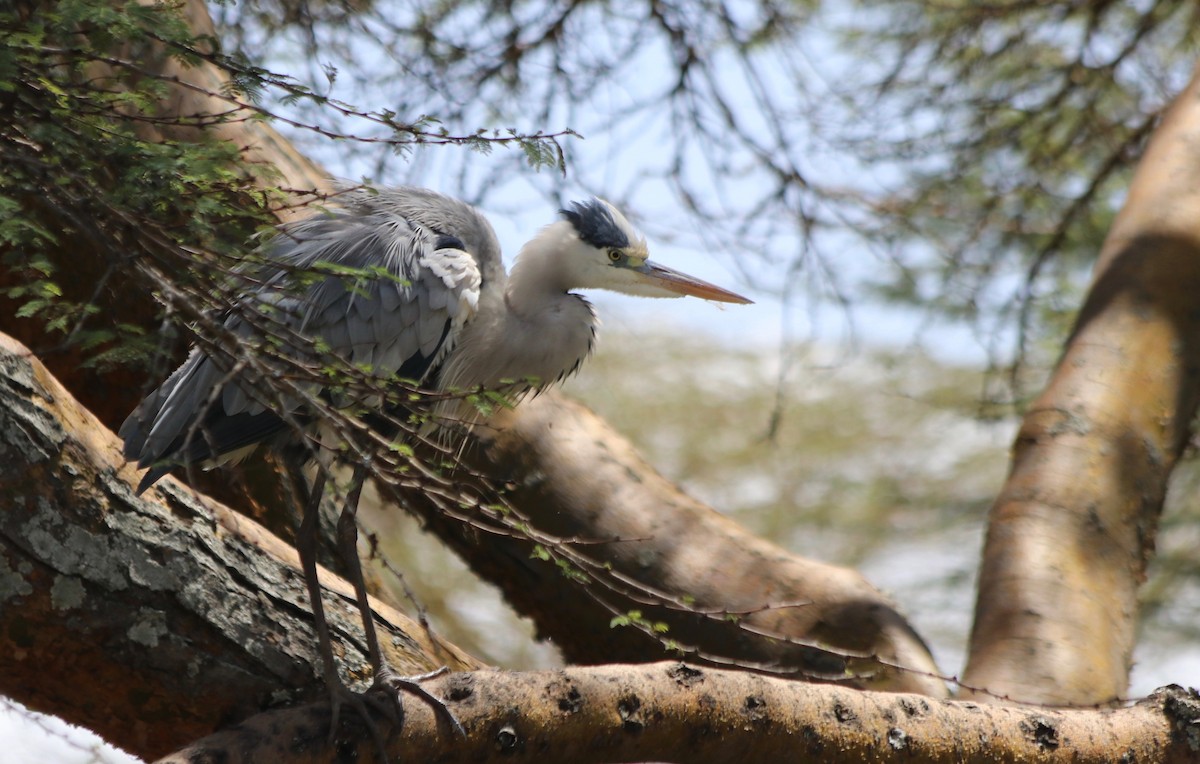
[0, 698, 143, 764]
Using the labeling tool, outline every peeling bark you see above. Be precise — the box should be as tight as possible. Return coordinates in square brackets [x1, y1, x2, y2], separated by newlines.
[0, 333, 481, 758]
[160, 662, 1200, 764]
[963, 65, 1200, 703]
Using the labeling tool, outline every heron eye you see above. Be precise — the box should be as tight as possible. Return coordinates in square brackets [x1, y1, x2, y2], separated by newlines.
[607, 249, 623, 263]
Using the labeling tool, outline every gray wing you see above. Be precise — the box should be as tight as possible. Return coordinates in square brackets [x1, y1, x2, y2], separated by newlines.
[119, 188, 486, 493]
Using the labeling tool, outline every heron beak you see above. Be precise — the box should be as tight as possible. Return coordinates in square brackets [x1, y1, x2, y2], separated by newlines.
[633, 261, 753, 304]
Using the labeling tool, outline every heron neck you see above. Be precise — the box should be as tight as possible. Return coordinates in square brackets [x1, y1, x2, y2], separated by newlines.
[505, 223, 578, 314]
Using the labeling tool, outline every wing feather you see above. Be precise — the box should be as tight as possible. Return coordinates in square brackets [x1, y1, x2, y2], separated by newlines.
[119, 187, 490, 492]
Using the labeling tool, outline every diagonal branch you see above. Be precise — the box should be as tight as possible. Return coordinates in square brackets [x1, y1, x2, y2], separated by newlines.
[0, 332, 481, 758]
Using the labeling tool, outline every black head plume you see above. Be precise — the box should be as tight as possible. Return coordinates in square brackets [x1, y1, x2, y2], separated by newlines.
[560, 199, 632, 250]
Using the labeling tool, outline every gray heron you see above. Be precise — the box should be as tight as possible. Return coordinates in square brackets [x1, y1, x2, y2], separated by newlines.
[119, 185, 751, 736]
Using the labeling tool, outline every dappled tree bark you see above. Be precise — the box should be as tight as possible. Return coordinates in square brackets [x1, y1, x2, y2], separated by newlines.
[163, 663, 1200, 764]
[0, 333, 480, 758]
[962, 65, 1200, 704]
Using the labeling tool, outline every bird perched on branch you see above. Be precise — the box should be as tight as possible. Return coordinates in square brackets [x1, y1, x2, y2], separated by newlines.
[119, 185, 751, 736]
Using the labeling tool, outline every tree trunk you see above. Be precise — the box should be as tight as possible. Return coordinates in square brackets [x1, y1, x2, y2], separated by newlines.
[962, 64, 1200, 704]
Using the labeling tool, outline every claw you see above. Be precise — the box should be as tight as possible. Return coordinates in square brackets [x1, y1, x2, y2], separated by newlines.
[371, 665, 466, 737]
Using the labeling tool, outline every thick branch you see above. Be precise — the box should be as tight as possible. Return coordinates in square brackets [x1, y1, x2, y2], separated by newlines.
[0, 333, 480, 759]
[162, 662, 1200, 764]
[963, 64, 1200, 703]
[127, 0, 331, 212]
[373, 396, 947, 695]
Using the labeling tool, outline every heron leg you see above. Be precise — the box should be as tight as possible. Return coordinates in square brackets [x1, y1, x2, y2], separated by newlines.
[293, 464, 391, 756]
[295, 467, 341, 699]
[337, 463, 384, 671]
[336, 462, 466, 737]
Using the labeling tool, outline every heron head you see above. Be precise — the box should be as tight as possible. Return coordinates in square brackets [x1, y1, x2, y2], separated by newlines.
[558, 199, 751, 304]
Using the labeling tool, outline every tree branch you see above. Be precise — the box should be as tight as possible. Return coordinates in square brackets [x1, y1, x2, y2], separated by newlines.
[161, 662, 1200, 764]
[381, 395, 948, 695]
[0, 333, 481, 759]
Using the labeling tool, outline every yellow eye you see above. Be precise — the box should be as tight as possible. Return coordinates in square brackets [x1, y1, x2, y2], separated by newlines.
[608, 249, 623, 262]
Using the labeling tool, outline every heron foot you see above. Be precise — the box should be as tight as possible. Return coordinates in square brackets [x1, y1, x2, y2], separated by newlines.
[368, 664, 466, 737]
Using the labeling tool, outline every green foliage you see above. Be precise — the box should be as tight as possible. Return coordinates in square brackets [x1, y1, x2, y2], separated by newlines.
[466, 388, 515, 419]
[0, 0, 272, 364]
[528, 545, 589, 584]
[609, 610, 670, 634]
[554, 557, 588, 584]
